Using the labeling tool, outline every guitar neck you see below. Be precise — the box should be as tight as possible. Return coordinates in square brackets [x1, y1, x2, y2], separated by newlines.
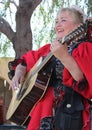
[37, 51, 53, 70]
[41, 52, 53, 67]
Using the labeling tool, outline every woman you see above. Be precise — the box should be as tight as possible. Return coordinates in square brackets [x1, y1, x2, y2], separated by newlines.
[8, 6, 92, 130]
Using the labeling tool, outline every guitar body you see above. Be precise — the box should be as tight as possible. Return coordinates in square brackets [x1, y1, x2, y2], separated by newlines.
[6, 57, 52, 126]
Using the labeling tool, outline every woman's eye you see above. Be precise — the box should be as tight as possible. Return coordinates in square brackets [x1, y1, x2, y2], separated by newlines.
[55, 19, 66, 24]
[61, 19, 66, 22]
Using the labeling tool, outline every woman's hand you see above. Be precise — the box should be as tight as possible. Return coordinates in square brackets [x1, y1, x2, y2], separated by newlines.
[50, 39, 69, 62]
[9, 64, 26, 90]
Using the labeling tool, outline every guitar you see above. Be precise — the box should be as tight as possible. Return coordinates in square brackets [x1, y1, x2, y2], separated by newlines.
[6, 19, 92, 126]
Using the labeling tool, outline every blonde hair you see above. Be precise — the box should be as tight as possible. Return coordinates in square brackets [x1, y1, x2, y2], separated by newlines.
[57, 6, 86, 24]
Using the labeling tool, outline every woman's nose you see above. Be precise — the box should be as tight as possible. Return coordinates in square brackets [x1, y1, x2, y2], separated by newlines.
[56, 21, 62, 28]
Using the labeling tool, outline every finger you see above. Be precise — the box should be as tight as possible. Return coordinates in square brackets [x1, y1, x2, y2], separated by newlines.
[9, 83, 18, 90]
[9, 80, 19, 90]
[19, 76, 24, 85]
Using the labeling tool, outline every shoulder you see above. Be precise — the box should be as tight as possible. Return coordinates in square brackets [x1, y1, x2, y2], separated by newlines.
[37, 43, 51, 56]
[79, 41, 92, 47]
[73, 41, 92, 57]
[38, 43, 50, 51]
[77, 41, 92, 52]
[22, 43, 51, 57]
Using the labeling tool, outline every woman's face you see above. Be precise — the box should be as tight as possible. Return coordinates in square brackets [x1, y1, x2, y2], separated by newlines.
[55, 11, 79, 40]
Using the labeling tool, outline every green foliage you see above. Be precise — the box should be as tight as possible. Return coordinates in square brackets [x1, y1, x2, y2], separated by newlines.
[0, 34, 15, 57]
[85, 0, 92, 16]
[0, 0, 16, 57]
[4, 1, 10, 10]
[0, 0, 10, 17]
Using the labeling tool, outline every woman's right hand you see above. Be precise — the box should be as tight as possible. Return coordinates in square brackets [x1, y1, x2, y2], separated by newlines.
[9, 64, 26, 90]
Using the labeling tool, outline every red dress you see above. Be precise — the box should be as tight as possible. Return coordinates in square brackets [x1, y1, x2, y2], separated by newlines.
[63, 41, 92, 130]
[8, 42, 92, 130]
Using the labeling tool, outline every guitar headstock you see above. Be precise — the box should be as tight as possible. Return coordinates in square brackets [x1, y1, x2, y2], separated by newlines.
[59, 18, 92, 46]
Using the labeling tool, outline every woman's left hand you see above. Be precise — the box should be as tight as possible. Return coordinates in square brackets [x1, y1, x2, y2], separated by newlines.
[50, 39, 69, 61]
